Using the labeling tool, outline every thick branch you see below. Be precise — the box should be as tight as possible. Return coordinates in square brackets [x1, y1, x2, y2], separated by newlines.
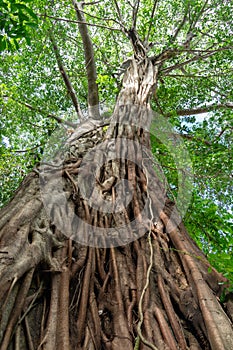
[72, 0, 100, 119]
[165, 102, 233, 118]
[49, 31, 84, 121]
[128, 28, 147, 59]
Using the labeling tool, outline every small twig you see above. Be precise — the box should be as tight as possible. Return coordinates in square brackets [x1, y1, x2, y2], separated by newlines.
[170, 9, 188, 44]
[76, 7, 124, 28]
[84, 0, 103, 5]
[125, 0, 134, 9]
[188, 0, 209, 32]
[15, 325, 21, 350]
[161, 46, 233, 74]
[39, 14, 121, 31]
[39, 298, 47, 347]
[153, 95, 165, 116]
[11, 144, 42, 154]
[113, 0, 123, 23]
[4, 95, 77, 127]
[215, 125, 231, 140]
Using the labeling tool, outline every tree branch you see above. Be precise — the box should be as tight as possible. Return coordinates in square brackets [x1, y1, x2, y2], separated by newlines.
[71, 0, 128, 31]
[49, 30, 84, 121]
[178, 133, 212, 146]
[188, 0, 209, 32]
[132, 0, 140, 29]
[11, 144, 43, 153]
[153, 95, 165, 116]
[125, 0, 134, 9]
[215, 125, 233, 140]
[170, 8, 188, 44]
[160, 46, 233, 74]
[164, 102, 233, 118]
[165, 71, 233, 79]
[156, 42, 223, 69]
[84, 0, 103, 5]
[5, 96, 77, 127]
[72, 0, 100, 119]
[77, 7, 125, 28]
[128, 28, 147, 59]
[145, 0, 159, 43]
[38, 14, 121, 31]
[112, 0, 127, 31]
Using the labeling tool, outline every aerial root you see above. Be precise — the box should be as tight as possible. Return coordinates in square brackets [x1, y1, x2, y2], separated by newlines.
[1, 269, 34, 350]
[157, 275, 187, 350]
[76, 248, 94, 346]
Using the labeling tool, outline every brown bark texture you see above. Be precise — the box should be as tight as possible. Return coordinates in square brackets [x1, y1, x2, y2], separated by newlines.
[0, 58, 233, 350]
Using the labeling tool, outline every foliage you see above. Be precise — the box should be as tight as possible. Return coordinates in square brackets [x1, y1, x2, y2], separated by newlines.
[0, 0, 232, 283]
[185, 192, 233, 279]
[0, 0, 38, 50]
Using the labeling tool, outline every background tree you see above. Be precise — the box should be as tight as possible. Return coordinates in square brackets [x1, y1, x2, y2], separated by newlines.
[0, 0, 233, 349]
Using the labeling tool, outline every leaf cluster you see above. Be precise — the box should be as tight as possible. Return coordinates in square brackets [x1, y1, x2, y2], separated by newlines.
[0, 0, 38, 50]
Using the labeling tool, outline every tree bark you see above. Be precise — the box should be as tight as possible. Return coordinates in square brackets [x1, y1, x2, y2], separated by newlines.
[72, 0, 100, 119]
[0, 58, 233, 350]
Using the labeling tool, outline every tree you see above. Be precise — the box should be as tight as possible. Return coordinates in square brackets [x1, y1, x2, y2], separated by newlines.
[0, 0, 233, 349]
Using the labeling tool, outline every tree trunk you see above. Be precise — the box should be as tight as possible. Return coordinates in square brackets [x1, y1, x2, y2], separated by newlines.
[0, 58, 233, 350]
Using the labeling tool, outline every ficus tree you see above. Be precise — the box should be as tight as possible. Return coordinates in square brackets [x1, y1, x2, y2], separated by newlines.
[0, 0, 233, 349]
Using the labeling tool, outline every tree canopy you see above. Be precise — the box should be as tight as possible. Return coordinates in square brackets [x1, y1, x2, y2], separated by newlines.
[0, 0, 233, 284]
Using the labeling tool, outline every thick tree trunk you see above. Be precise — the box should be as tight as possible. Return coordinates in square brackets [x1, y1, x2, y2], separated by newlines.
[0, 59, 233, 350]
